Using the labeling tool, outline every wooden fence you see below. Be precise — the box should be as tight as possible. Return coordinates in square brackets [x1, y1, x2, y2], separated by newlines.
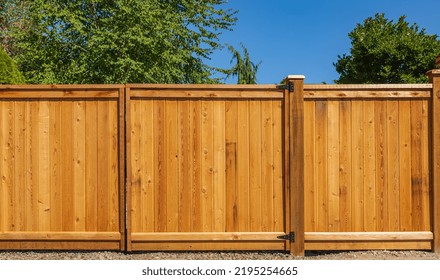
[0, 70, 439, 255]
[0, 85, 125, 250]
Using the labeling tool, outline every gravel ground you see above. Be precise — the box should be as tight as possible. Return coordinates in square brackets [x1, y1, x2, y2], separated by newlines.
[1, 250, 440, 260]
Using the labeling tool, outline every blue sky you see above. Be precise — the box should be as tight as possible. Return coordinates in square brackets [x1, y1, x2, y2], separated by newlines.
[209, 0, 440, 84]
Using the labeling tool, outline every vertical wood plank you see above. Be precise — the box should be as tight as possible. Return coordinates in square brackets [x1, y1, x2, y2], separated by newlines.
[108, 101, 119, 232]
[351, 101, 364, 231]
[387, 101, 400, 231]
[14, 101, 25, 231]
[60, 101, 74, 231]
[272, 100, 284, 232]
[178, 100, 192, 232]
[304, 101, 316, 232]
[225, 101, 238, 232]
[154, 100, 167, 232]
[97, 101, 110, 232]
[327, 100, 340, 231]
[0, 102, 12, 231]
[201, 100, 214, 232]
[249, 100, 262, 232]
[73, 101, 86, 231]
[28, 101, 39, 231]
[142, 100, 155, 232]
[421, 100, 431, 231]
[5, 102, 14, 231]
[213, 101, 226, 232]
[399, 101, 412, 231]
[237, 100, 250, 232]
[85, 101, 98, 232]
[315, 100, 328, 232]
[49, 102, 62, 231]
[190, 101, 202, 232]
[363, 101, 376, 231]
[261, 100, 274, 231]
[410, 100, 423, 231]
[374, 101, 388, 231]
[38, 101, 50, 231]
[130, 99, 142, 232]
[166, 100, 179, 232]
[339, 101, 352, 232]
[24, 102, 32, 231]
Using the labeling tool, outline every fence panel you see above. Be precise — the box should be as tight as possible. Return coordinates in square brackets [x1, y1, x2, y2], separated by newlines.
[126, 84, 289, 251]
[303, 84, 433, 250]
[0, 85, 125, 250]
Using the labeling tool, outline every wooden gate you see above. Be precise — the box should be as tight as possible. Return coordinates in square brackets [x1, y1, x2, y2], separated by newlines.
[126, 83, 301, 251]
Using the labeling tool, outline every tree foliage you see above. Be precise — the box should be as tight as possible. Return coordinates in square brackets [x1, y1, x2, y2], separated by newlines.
[0, 46, 25, 84]
[1, 0, 237, 84]
[334, 13, 440, 84]
[226, 43, 261, 84]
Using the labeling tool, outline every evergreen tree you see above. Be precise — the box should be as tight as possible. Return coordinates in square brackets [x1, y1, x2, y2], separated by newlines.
[0, 47, 25, 84]
[226, 43, 261, 84]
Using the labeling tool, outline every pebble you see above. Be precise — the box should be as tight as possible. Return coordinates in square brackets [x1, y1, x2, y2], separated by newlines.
[0, 250, 439, 260]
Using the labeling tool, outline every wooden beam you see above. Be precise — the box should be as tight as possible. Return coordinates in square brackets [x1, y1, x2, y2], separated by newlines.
[130, 242, 286, 251]
[127, 83, 281, 90]
[131, 232, 286, 241]
[305, 241, 432, 251]
[304, 84, 432, 99]
[0, 232, 121, 241]
[129, 89, 283, 99]
[428, 69, 440, 253]
[305, 231, 433, 241]
[304, 90, 431, 99]
[287, 75, 305, 256]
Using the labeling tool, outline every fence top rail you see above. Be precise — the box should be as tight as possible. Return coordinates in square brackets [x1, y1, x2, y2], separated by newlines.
[128, 83, 284, 99]
[127, 83, 281, 90]
[0, 84, 124, 90]
[0, 84, 123, 99]
[304, 83, 432, 99]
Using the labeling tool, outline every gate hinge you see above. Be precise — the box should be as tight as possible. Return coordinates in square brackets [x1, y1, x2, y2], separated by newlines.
[276, 82, 294, 92]
[277, 232, 295, 242]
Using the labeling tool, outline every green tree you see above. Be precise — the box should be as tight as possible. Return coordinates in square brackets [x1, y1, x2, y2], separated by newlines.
[226, 43, 261, 84]
[1, 0, 237, 84]
[0, 46, 25, 84]
[334, 13, 440, 84]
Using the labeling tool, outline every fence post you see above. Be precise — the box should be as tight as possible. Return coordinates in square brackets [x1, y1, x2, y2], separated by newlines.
[428, 68, 440, 253]
[286, 75, 305, 256]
